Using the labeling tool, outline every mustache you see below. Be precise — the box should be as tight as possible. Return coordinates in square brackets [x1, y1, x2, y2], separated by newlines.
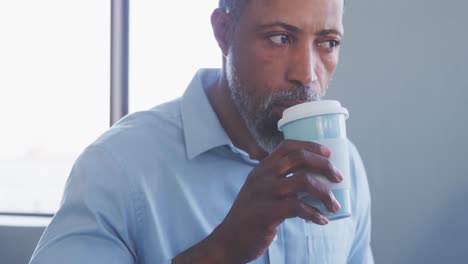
[262, 85, 322, 110]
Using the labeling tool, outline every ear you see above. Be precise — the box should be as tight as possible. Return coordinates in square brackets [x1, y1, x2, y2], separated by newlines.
[211, 8, 234, 57]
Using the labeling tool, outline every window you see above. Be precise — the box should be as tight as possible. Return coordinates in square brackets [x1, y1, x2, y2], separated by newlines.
[0, 0, 221, 215]
[0, 1, 110, 214]
[129, 0, 221, 112]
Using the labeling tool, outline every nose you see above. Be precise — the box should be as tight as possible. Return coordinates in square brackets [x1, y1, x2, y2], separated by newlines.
[286, 42, 320, 90]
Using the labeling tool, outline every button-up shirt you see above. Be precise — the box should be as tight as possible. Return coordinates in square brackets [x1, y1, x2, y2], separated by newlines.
[30, 69, 374, 264]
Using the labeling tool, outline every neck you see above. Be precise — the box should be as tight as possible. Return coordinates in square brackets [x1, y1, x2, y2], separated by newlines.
[205, 72, 268, 161]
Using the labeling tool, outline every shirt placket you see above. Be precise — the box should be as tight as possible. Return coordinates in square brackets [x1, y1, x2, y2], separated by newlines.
[268, 225, 285, 264]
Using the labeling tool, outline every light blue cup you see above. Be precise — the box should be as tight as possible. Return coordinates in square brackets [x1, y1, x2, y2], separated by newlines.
[278, 100, 351, 221]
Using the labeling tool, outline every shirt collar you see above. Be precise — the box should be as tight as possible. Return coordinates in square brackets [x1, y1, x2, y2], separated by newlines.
[181, 69, 232, 159]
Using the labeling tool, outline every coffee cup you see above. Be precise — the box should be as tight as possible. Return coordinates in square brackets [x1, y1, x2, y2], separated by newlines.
[278, 100, 351, 220]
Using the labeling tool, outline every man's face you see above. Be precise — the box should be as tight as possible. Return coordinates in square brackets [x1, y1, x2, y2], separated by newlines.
[226, 0, 344, 153]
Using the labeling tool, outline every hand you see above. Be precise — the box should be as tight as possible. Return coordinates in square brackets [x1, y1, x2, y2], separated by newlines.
[211, 139, 343, 264]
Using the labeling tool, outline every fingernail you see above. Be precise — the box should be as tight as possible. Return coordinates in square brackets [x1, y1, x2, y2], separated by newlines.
[320, 216, 329, 225]
[333, 165, 343, 182]
[334, 201, 341, 212]
[329, 193, 341, 212]
[320, 146, 331, 157]
[333, 196, 341, 212]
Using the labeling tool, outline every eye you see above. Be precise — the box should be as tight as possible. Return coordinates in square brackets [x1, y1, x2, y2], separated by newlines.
[269, 34, 291, 46]
[317, 39, 341, 50]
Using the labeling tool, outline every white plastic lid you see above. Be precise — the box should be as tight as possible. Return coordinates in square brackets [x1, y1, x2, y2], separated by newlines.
[278, 100, 349, 131]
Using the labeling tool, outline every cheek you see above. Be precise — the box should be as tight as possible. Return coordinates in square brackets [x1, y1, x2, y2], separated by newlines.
[237, 41, 287, 94]
[318, 52, 339, 85]
[327, 51, 340, 73]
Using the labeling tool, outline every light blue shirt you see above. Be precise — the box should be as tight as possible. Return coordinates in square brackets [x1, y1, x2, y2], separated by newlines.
[30, 69, 373, 264]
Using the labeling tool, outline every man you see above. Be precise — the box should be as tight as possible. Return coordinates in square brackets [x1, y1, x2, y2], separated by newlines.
[30, 0, 373, 263]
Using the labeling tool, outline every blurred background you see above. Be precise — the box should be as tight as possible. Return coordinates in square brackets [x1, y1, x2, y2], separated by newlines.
[329, 0, 468, 263]
[0, 0, 466, 263]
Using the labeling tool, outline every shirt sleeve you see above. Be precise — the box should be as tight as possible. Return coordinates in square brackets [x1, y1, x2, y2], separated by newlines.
[347, 142, 375, 264]
[29, 146, 144, 264]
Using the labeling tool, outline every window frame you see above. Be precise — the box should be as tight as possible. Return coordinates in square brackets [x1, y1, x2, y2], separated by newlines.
[0, 0, 129, 223]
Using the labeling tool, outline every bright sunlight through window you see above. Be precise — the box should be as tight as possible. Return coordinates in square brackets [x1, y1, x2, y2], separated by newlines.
[0, 1, 109, 214]
[130, 0, 221, 112]
[0, 1, 221, 214]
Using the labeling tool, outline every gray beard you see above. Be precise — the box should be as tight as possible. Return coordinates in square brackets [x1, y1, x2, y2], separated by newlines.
[226, 50, 322, 153]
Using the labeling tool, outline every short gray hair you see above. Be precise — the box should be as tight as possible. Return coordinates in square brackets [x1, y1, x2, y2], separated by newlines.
[218, 0, 347, 21]
[218, 0, 248, 21]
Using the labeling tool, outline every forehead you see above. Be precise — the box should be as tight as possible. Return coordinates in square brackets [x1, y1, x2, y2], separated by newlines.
[239, 0, 344, 34]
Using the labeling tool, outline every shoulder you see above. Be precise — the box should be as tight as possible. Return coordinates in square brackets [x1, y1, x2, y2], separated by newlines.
[68, 98, 188, 188]
[347, 139, 370, 198]
[90, 98, 185, 160]
[102, 98, 183, 145]
[348, 140, 366, 176]
[347, 139, 371, 206]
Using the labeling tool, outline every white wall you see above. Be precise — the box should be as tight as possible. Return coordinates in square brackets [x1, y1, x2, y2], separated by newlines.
[328, 0, 468, 263]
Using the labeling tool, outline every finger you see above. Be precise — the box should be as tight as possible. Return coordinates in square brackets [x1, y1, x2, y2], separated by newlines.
[279, 171, 341, 213]
[277, 198, 329, 225]
[272, 149, 343, 182]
